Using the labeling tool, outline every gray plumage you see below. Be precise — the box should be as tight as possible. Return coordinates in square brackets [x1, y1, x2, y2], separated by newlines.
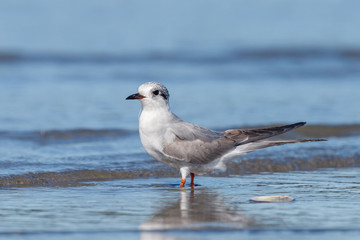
[162, 121, 317, 165]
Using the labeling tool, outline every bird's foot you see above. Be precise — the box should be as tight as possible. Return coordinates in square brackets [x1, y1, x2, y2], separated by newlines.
[190, 172, 195, 188]
[180, 179, 186, 187]
[180, 173, 196, 187]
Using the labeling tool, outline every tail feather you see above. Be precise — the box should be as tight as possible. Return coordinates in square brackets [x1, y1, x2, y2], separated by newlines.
[229, 122, 307, 146]
[240, 138, 326, 153]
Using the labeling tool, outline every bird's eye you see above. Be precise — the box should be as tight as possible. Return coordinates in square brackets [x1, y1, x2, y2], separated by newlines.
[153, 90, 159, 95]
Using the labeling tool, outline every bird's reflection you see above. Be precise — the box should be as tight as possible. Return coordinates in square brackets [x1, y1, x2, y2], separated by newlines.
[140, 187, 253, 231]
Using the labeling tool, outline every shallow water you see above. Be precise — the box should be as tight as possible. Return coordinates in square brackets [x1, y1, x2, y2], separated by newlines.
[1, 0, 360, 239]
[1, 168, 360, 240]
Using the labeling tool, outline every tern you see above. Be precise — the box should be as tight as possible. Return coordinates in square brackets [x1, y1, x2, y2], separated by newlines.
[126, 82, 324, 187]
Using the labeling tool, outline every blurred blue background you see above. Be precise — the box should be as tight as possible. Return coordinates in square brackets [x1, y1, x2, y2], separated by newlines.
[1, 0, 360, 131]
[1, 2, 360, 237]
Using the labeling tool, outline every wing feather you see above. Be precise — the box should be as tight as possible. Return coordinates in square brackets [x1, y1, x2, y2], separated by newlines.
[163, 122, 307, 165]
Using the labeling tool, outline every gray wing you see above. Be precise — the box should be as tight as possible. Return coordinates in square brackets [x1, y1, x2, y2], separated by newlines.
[162, 122, 306, 164]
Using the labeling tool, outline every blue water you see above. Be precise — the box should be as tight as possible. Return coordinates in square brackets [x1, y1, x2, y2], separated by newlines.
[1, 0, 360, 239]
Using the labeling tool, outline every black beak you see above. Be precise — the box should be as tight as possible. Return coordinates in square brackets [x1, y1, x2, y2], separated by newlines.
[126, 93, 146, 100]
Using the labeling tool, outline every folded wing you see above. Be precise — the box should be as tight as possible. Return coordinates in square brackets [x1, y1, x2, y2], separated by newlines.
[163, 122, 310, 164]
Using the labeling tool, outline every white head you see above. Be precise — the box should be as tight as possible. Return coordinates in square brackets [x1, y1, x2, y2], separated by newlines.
[126, 82, 170, 110]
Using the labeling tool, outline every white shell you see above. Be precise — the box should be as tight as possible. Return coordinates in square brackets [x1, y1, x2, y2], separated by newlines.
[249, 195, 295, 203]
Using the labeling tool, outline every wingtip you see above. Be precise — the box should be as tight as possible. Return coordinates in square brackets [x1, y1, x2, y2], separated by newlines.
[292, 122, 306, 128]
[299, 138, 327, 143]
[316, 138, 327, 142]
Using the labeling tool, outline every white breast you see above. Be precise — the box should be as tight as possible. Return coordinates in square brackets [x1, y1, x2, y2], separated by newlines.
[138, 107, 174, 157]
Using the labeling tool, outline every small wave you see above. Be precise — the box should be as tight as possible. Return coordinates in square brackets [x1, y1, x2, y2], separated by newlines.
[0, 168, 177, 188]
[1, 154, 359, 188]
[38, 129, 131, 139]
[224, 154, 360, 176]
[1, 48, 360, 64]
[1, 124, 360, 144]
[0, 128, 133, 144]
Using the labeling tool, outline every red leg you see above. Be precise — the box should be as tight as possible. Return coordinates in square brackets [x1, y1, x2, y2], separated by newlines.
[190, 172, 195, 187]
[180, 178, 186, 187]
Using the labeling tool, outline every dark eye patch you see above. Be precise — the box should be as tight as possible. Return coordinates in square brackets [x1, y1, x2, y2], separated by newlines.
[153, 90, 159, 95]
[161, 93, 168, 100]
